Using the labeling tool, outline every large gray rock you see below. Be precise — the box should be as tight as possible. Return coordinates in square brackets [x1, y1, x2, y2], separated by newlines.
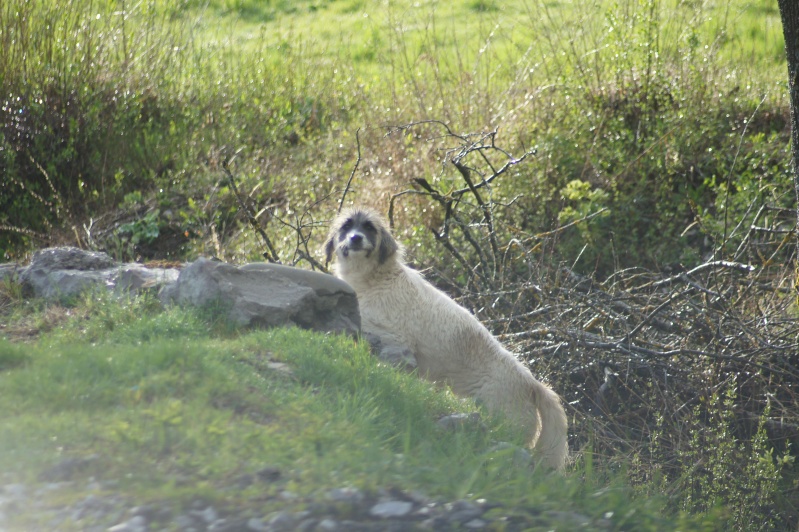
[161, 258, 360, 335]
[17, 247, 179, 300]
[0, 263, 20, 283]
[115, 264, 180, 293]
[19, 247, 114, 299]
[9, 248, 359, 336]
[24, 247, 116, 272]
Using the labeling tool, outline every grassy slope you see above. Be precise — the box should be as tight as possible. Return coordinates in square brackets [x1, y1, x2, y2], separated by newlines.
[0, 291, 710, 530]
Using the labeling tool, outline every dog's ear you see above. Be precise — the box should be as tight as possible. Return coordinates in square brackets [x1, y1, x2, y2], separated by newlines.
[377, 225, 398, 264]
[324, 234, 336, 264]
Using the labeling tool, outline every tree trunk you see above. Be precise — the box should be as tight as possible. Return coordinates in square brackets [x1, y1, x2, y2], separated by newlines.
[777, 0, 799, 238]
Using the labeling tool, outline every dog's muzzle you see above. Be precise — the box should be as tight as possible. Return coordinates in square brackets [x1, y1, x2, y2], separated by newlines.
[340, 230, 372, 257]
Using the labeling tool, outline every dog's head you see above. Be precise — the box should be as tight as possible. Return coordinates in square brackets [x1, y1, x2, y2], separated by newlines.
[324, 208, 399, 268]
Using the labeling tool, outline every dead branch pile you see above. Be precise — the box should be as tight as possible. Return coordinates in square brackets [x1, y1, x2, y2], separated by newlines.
[476, 259, 799, 454]
[378, 121, 799, 524]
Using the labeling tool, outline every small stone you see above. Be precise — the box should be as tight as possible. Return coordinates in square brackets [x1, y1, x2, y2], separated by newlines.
[316, 518, 339, 531]
[414, 505, 435, 518]
[193, 506, 218, 524]
[421, 516, 447, 529]
[446, 500, 483, 523]
[296, 518, 318, 532]
[405, 490, 431, 504]
[39, 455, 99, 482]
[279, 490, 298, 501]
[266, 511, 297, 531]
[128, 515, 146, 527]
[255, 466, 282, 482]
[107, 515, 147, 532]
[486, 441, 534, 468]
[3, 484, 26, 499]
[71, 494, 98, 521]
[225, 519, 256, 532]
[376, 344, 417, 368]
[173, 514, 196, 529]
[208, 518, 231, 530]
[464, 518, 487, 529]
[246, 517, 268, 531]
[267, 361, 293, 374]
[129, 504, 166, 523]
[42, 482, 68, 493]
[369, 501, 413, 518]
[234, 473, 255, 488]
[327, 487, 365, 504]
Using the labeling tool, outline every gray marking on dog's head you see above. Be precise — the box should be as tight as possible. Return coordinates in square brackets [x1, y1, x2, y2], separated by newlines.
[325, 208, 398, 265]
[375, 218, 398, 264]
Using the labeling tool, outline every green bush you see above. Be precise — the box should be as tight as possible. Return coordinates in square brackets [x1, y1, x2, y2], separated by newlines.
[0, 0, 186, 258]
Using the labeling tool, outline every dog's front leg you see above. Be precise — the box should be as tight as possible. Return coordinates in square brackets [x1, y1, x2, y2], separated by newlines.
[362, 330, 418, 371]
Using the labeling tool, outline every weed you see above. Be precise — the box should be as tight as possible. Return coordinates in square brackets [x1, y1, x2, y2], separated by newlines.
[0, 340, 29, 370]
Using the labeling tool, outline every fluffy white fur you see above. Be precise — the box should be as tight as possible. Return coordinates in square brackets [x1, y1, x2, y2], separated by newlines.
[325, 208, 568, 469]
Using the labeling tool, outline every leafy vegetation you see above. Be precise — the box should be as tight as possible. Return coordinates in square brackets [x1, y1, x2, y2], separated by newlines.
[0, 0, 796, 529]
[0, 0, 790, 271]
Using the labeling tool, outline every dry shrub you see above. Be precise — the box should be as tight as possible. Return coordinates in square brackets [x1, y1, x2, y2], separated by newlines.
[364, 122, 799, 529]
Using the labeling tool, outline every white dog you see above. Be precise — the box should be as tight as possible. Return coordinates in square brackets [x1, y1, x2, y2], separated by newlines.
[325, 208, 568, 469]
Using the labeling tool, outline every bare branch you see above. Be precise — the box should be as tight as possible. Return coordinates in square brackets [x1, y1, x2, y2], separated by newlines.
[451, 158, 501, 276]
[534, 207, 609, 239]
[338, 128, 362, 214]
[221, 159, 280, 263]
[635, 260, 756, 292]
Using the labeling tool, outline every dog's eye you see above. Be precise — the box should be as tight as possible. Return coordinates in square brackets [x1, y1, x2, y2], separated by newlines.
[341, 220, 353, 231]
[362, 221, 375, 232]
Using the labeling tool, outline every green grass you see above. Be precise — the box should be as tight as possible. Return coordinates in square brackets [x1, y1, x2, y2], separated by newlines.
[191, 0, 785, 70]
[1, 0, 790, 273]
[0, 292, 712, 530]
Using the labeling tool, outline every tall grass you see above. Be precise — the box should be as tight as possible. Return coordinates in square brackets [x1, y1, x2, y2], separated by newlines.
[0, 0, 189, 254]
[370, 0, 790, 275]
[1, 0, 789, 270]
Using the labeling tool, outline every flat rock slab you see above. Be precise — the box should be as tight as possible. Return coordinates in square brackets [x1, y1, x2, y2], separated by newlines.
[6, 248, 359, 336]
[17, 247, 179, 300]
[161, 258, 360, 335]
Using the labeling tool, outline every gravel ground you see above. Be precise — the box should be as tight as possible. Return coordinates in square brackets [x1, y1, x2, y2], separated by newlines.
[0, 460, 611, 532]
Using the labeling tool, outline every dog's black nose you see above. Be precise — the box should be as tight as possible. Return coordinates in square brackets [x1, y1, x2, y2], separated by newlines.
[350, 234, 363, 245]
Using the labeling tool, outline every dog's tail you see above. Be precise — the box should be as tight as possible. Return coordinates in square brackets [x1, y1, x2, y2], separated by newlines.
[532, 381, 569, 470]
[483, 359, 569, 470]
